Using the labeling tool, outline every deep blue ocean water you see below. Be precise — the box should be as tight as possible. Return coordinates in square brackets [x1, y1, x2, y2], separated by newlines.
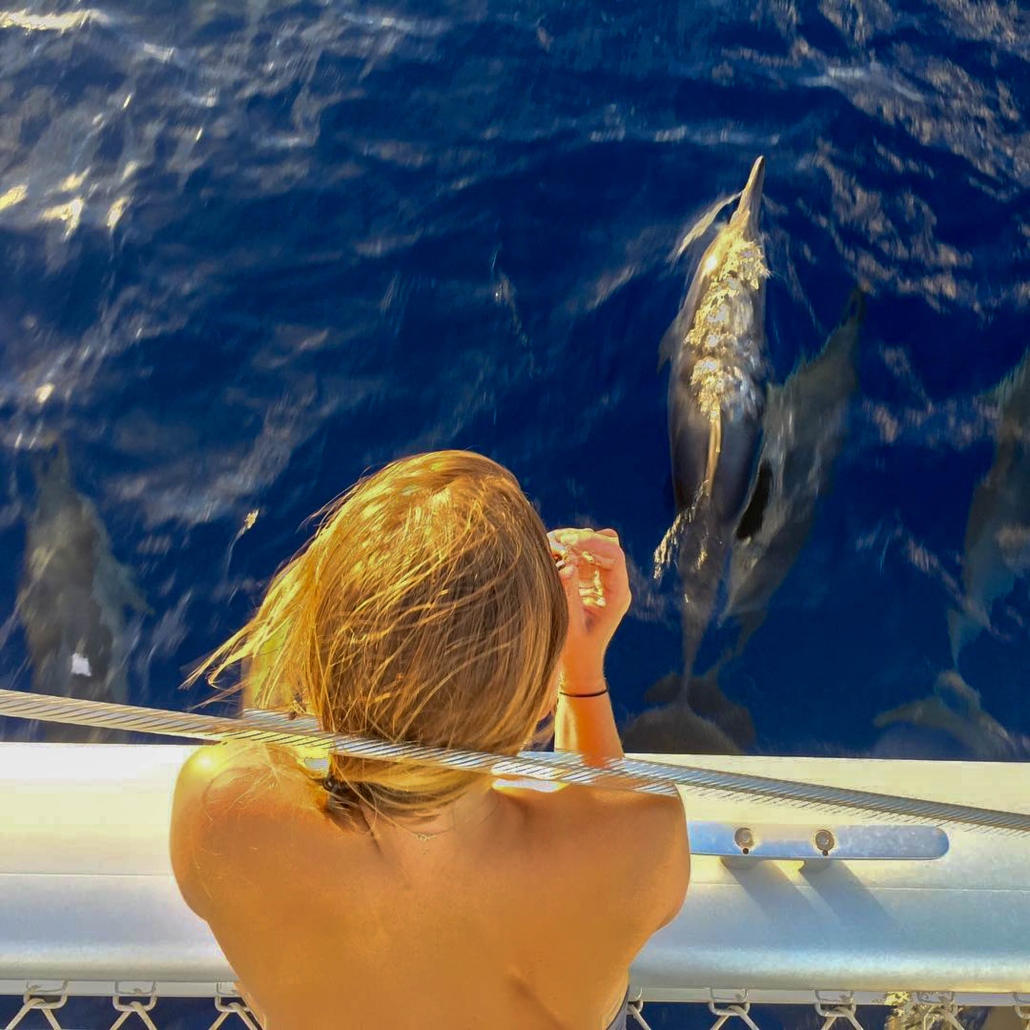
[0, 0, 1028, 1026]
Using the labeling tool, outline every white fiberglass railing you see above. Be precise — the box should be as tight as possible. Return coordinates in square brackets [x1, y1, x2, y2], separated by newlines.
[1, 740, 1028, 1030]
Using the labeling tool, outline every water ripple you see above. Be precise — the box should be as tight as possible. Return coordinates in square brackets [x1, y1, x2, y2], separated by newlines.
[0, 0, 1028, 750]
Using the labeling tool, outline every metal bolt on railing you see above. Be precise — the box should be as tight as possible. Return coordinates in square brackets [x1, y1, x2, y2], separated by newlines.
[814, 828, 837, 855]
[734, 827, 755, 853]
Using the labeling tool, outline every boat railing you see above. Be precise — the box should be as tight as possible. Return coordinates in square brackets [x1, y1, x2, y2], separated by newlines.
[2, 743, 1028, 1030]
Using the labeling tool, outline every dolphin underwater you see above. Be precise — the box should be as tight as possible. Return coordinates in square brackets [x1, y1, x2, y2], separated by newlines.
[722, 286, 866, 654]
[621, 157, 768, 756]
[15, 442, 148, 743]
[948, 350, 1030, 667]
[619, 692, 744, 756]
[660, 155, 770, 676]
[874, 670, 1029, 761]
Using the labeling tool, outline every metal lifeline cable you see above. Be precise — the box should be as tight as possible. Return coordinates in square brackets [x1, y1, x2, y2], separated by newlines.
[1, 687, 1029, 833]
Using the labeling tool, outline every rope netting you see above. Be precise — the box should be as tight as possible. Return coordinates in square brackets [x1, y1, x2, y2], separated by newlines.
[3, 987, 1029, 1030]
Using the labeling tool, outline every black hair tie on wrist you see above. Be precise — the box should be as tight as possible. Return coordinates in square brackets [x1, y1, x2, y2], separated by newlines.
[558, 687, 609, 698]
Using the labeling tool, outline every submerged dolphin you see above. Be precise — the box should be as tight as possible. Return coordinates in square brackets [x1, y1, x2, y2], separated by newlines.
[622, 158, 768, 756]
[631, 664, 755, 752]
[620, 699, 743, 756]
[874, 671, 1028, 761]
[722, 286, 866, 653]
[659, 155, 770, 676]
[948, 351, 1030, 666]
[16, 442, 148, 742]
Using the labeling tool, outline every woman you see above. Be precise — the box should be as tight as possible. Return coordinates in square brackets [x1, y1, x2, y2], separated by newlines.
[169, 450, 689, 1029]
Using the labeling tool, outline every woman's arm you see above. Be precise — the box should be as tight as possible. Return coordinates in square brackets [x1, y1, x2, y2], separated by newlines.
[548, 528, 629, 764]
[547, 526, 690, 937]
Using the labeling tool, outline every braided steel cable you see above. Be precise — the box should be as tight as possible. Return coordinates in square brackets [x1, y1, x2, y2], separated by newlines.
[1, 687, 1029, 833]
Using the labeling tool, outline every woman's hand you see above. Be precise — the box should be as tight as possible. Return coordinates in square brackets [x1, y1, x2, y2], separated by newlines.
[547, 528, 631, 689]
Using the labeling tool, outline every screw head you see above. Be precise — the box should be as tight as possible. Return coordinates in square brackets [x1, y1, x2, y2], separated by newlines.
[814, 829, 836, 853]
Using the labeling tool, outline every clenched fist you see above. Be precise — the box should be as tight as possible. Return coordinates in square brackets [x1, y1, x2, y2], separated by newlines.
[547, 527, 631, 689]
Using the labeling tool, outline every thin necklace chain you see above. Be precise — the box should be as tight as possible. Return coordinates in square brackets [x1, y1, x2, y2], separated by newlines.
[385, 790, 502, 841]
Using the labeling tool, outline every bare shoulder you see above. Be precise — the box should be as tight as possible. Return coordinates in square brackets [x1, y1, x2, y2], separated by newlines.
[169, 741, 315, 918]
[515, 781, 690, 936]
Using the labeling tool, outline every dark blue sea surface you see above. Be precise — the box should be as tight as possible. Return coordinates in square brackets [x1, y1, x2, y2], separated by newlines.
[0, 0, 1028, 1024]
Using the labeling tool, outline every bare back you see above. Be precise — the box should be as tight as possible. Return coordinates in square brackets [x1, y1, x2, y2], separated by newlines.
[172, 749, 689, 1030]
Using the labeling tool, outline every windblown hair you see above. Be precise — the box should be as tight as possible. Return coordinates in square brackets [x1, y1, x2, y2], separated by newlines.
[188, 450, 568, 830]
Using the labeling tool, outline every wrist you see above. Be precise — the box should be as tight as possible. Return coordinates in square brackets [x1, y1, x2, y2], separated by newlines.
[558, 667, 607, 697]
[559, 687, 608, 699]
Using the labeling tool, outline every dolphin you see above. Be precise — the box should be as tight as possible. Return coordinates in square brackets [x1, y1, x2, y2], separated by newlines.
[638, 657, 756, 751]
[623, 158, 768, 756]
[620, 694, 744, 756]
[721, 286, 866, 654]
[658, 155, 770, 679]
[15, 441, 148, 742]
[948, 350, 1030, 666]
[874, 670, 1028, 761]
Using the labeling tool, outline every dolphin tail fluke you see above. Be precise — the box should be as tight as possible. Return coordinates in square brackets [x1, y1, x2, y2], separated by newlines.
[619, 701, 743, 756]
[690, 662, 756, 751]
[643, 672, 683, 707]
[932, 669, 982, 716]
[873, 697, 937, 731]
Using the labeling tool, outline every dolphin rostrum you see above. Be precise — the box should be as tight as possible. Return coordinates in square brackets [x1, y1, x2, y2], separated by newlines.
[948, 350, 1030, 666]
[15, 441, 148, 742]
[622, 158, 768, 756]
[722, 286, 866, 655]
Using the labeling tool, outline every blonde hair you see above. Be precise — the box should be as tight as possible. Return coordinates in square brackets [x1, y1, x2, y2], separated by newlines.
[188, 450, 568, 830]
